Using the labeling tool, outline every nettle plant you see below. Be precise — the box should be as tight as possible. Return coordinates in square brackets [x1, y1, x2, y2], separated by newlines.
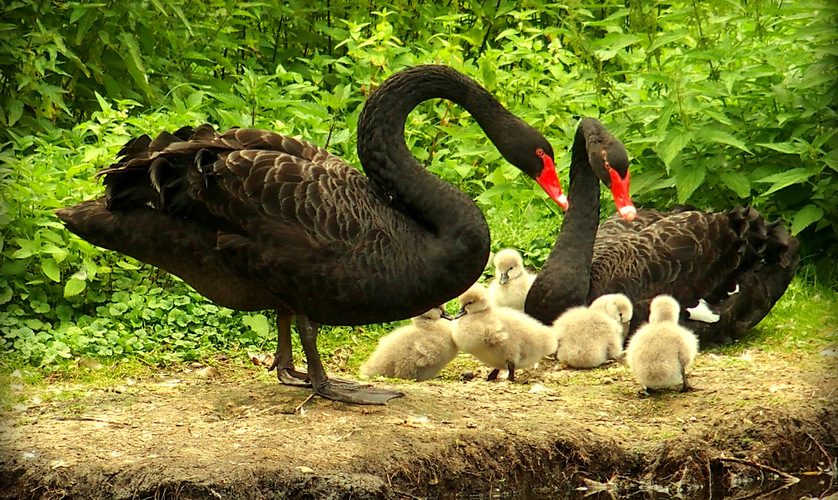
[1, 0, 836, 369]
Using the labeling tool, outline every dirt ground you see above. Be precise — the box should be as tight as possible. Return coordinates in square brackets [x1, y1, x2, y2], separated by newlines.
[1, 345, 836, 499]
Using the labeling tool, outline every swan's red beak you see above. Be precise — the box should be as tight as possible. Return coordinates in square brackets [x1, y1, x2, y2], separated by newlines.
[608, 167, 635, 221]
[536, 155, 568, 210]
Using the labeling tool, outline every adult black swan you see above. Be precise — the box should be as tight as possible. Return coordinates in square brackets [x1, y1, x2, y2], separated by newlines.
[525, 118, 799, 346]
[57, 65, 568, 405]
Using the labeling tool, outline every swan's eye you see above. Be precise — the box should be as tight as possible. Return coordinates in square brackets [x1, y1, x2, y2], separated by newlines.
[536, 148, 545, 157]
[604, 161, 612, 171]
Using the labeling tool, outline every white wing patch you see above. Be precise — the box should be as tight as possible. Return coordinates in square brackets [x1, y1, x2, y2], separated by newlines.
[687, 299, 720, 323]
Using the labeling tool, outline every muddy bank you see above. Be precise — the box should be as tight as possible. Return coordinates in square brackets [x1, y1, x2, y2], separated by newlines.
[1, 348, 836, 499]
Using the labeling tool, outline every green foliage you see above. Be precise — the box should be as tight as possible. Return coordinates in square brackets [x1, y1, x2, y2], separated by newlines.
[1, 0, 836, 370]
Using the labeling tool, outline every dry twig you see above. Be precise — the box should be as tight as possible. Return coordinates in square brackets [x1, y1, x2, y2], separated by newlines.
[715, 456, 799, 484]
[53, 417, 130, 426]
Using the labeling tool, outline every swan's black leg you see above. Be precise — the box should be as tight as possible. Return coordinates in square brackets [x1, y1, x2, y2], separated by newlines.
[296, 315, 402, 405]
[486, 369, 500, 381]
[506, 362, 516, 382]
[267, 313, 310, 387]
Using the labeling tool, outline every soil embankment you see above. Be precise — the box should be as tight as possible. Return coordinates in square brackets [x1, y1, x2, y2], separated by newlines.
[1, 349, 836, 499]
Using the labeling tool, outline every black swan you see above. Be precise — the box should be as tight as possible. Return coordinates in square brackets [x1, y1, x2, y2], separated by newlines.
[56, 65, 567, 405]
[525, 118, 800, 346]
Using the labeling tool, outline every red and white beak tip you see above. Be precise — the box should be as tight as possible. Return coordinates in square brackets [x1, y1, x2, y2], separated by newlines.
[557, 193, 569, 210]
[619, 205, 637, 221]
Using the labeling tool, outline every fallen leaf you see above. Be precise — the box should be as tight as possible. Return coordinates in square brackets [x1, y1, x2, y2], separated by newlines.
[196, 366, 221, 378]
[249, 352, 274, 367]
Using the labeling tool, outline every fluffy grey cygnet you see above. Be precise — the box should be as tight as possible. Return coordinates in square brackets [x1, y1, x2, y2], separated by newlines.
[552, 293, 632, 368]
[360, 307, 458, 381]
[625, 295, 699, 393]
[452, 283, 557, 381]
[487, 249, 535, 311]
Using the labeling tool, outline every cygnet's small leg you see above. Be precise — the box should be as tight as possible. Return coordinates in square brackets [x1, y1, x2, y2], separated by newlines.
[267, 313, 310, 387]
[486, 369, 500, 381]
[506, 362, 516, 382]
[296, 315, 402, 405]
[680, 367, 698, 392]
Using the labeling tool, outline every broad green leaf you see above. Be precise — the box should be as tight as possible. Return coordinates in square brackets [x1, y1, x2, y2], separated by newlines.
[593, 34, 640, 60]
[110, 303, 129, 316]
[150, 0, 167, 16]
[70, 266, 88, 281]
[479, 59, 497, 91]
[791, 205, 824, 235]
[94, 92, 112, 113]
[64, 278, 86, 297]
[41, 244, 69, 263]
[656, 129, 693, 169]
[70, 5, 86, 24]
[117, 261, 140, 270]
[11, 238, 39, 259]
[242, 314, 271, 339]
[824, 149, 838, 173]
[756, 168, 813, 196]
[675, 164, 706, 204]
[37, 84, 71, 114]
[647, 29, 691, 52]
[719, 172, 751, 198]
[488, 167, 508, 185]
[703, 108, 732, 126]
[84, 258, 98, 279]
[186, 91, 205, 109]
[7, 99, 23, 127]
[330, 128, 351, 145]
[52, 340, 72, 358]
[117, 32, 155, 98]
[11, 247, 36, 259]
[41, 259, 61, 282]
[697, 128, 752, 154]
[756, 142, 806, 155]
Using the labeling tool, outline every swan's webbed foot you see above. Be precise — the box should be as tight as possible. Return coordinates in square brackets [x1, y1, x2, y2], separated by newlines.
[278, 368, 311, 387]
[296, 314, 402, 405]
[314, 379, 403, 405]
[486, 368, 500, 381]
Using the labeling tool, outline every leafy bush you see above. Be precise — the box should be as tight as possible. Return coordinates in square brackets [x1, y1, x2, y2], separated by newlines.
[1, 0, 836, 368]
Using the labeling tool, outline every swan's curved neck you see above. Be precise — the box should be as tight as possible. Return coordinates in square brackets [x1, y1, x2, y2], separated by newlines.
[357, 65, 512, 236]
[526, 124, 601, 322]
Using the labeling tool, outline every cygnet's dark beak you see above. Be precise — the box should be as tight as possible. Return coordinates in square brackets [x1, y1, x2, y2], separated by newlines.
[453, 308, 467, 320]
[499, 271, 509, 285]
[439, 309, 455, 321]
